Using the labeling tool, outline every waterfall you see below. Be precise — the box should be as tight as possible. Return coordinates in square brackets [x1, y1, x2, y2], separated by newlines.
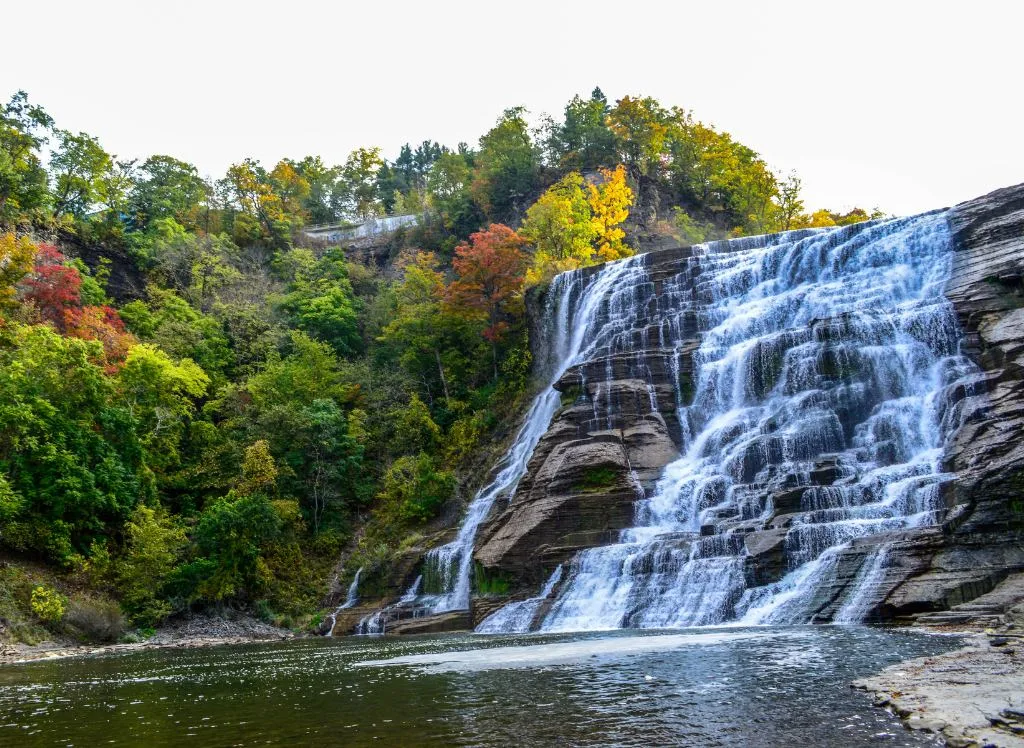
[479, 211, 976, 633]
[358, 255, 651, 632]
[325, 567, 362, 636]
[833, 544, 891, 623]
[475, 565, 564, 633]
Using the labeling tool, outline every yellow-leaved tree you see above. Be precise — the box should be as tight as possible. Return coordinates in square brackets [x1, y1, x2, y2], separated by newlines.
[588, 165, 634, 262]
[522, 167, 635, 285]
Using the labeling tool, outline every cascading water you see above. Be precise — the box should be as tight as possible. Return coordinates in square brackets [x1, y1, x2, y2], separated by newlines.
[475, 565, 564, 633]
[358, 255, 650, 632]
[325, 567, 362, 636]
[479, 210, 977, 633]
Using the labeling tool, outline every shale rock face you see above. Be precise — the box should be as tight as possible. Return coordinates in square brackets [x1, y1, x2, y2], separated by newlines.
[872, 182, 1024, 620]
[473, 248, 693, 588]
[472, 184, 1024, 627]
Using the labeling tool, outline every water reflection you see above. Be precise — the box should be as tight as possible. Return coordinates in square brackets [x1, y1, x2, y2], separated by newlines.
[0, 626, 957, 746]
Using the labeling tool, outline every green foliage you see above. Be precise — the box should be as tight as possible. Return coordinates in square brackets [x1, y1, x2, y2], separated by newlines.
[377, 453, 455, 525]
[277, 248, 362, 356]
[49, 129, 113, 219]
[0, 91, 53, 225]
[471, 108, 539, 222]
[30, 584, 66, 623]
[575, 466, 620, 492]
[186, 492, 283, 602]
[473, 563, 511, 596]
[115, 505, 187, 625]
[129, 155, 209, 230]
[0, 324, 146, 562]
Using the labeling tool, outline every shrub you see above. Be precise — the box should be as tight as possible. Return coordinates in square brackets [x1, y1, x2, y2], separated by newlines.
[64, 596, 126, 642]
[30, 585, 66, 624]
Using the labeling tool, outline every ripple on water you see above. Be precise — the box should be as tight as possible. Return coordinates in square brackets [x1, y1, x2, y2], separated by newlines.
[0, 626, 959, 747]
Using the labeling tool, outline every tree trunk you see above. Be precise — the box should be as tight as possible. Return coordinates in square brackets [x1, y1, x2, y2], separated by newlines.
[434, 349, 451, 402]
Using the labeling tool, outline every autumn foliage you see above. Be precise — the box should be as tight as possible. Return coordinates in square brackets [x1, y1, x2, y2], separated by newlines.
[447, 224, 527, 344]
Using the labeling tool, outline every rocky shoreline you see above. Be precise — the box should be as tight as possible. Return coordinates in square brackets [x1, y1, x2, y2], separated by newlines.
[855, 631, 1024, 748]
[0, 613, 298, 666]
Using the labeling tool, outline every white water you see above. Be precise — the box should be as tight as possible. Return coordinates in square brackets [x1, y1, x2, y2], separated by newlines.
[325, 567, 362, 636]
[475, 565, 564, 633]
[833, 544, 891, 623]
[476, 212, 976, 633]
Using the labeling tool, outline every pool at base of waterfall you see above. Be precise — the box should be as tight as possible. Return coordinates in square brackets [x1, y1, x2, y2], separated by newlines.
[0, 626, 960, 746]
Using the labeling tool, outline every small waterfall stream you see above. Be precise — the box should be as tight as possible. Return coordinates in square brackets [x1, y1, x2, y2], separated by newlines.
[325, 567, 362, 636]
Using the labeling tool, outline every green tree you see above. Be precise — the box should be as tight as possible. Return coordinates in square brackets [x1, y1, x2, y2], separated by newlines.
[117, 344, 209, 474]
[115, 505, 187, 625]
[341, 147, 385, 219]
[376, 452, 455, 524]
[276, 248, 362, 356]
[0, 91, 53, 225]
[471, 107, 539, 223]
[550, 87, 617, 171]
[0, 324, 146, 562]
[129, 155, 208, 230]
[49, 130, 114, 219]
[607, 96, 669, 180]
[521, 172, 598, 283]
[187, 491, 283, 601]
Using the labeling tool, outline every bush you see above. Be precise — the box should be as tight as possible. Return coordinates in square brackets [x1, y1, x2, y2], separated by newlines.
[64, 596, 126, 642]
[378, 453, 455, 524]
[30, 585, 66, 624]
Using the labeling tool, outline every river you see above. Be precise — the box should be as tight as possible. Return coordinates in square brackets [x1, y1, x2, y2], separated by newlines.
[0, 626, 959, 746]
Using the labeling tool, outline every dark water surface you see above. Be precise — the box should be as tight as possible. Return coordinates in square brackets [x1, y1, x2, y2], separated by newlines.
[0, 626, 959, 747]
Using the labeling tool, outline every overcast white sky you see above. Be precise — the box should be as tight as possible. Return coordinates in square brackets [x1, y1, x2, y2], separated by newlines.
[3, 0, 1021, 215]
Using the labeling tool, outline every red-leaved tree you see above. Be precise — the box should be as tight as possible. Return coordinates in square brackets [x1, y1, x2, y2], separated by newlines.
[20, 244, 82, 331]
[447, 223, 527, 379]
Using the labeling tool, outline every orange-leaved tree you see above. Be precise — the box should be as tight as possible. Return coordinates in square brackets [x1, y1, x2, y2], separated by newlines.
[447, 224, 527, 380]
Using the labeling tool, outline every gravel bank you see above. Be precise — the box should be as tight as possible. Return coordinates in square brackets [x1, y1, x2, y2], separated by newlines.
[0, 612, 298, 666]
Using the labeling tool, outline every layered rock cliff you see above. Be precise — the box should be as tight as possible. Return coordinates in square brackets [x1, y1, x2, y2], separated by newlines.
[470, 183, 1024, 628]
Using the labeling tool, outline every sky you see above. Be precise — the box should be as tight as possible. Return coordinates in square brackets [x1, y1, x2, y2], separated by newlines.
[3, 0, 1021, 216]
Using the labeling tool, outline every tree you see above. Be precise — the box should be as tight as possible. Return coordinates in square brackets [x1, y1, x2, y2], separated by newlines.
[117, 344, 209, 473]
[376, 452, 455, 524]
[189, 491, 283, 601]
[0, 91, 53, 224]
[607, 96, 669, 180]
[19, 243, 82, 331]
[776, 172, 804, 231]
[550, 88, 617, 171]
[293, 155, 345, 225]
[276, 248, 362, 356]
[379, 252, 485, 403]
[427, 151, 481, 238]
[341, 147, 385, 219]
[49, 130, 114, 219]
[447, 224, 527, 377]
[521, 172, 598, 283]
[129, 155, 208, 230]
[238, 440, 278, 496]
[115, 505, 187, 625]
[471, 108, 539, 222]
[223, 159, 287, 242]
[587, 165, 634, 262]
[268, 159, 311, 222]
[0, 233, 36, 314]
[0, 324, 146, 562]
